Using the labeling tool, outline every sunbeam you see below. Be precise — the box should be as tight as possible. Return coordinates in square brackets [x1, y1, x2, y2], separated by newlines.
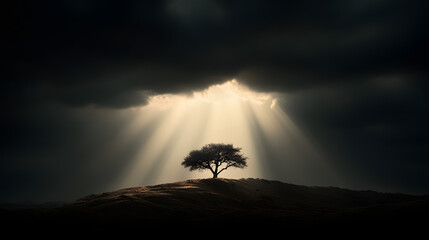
[111, 79, 337, 189]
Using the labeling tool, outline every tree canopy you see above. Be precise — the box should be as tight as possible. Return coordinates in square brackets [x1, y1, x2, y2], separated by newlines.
[182, 143, 247, 178]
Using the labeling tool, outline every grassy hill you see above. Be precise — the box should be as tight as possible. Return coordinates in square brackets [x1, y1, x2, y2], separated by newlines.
[2, 178, 428, 234]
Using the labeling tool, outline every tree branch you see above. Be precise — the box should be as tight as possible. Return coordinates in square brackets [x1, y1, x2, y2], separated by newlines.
[217, 163, 233, 175]
[206, 162, 215, 174]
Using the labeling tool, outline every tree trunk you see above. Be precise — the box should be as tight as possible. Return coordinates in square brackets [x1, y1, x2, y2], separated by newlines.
[213, 161, 219, 178]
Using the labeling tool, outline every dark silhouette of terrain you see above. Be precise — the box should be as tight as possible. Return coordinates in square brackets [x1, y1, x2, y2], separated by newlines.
[2, 178, 428, 235]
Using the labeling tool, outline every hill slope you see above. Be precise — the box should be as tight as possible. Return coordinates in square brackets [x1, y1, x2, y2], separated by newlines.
[3, 178, 429, 231]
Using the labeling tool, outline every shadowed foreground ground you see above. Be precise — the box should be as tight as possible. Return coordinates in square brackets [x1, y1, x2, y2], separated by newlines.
[2, 178, 428, 235]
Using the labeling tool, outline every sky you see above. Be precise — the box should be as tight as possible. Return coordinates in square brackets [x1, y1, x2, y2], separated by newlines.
[2, 0, 429, 202]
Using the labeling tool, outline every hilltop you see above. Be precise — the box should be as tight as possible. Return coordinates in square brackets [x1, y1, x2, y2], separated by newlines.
[2, 178, 428, 233]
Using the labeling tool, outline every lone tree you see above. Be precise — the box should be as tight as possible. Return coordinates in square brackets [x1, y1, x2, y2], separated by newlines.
[182, 143, 247, 178]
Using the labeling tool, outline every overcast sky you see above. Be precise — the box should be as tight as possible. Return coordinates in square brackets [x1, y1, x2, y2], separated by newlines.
[2, 0, 429, 202]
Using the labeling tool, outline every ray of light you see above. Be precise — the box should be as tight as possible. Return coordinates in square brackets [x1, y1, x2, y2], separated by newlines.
[247, 101, 340, 185]
[113, 103, 190, 188]
[109, 79, 338, 189]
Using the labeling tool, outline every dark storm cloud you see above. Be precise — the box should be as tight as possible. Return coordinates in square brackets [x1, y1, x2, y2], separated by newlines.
[2, 0, 429, 201]
[282, 79, 429, 192]
[5, 0, 428, 108]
